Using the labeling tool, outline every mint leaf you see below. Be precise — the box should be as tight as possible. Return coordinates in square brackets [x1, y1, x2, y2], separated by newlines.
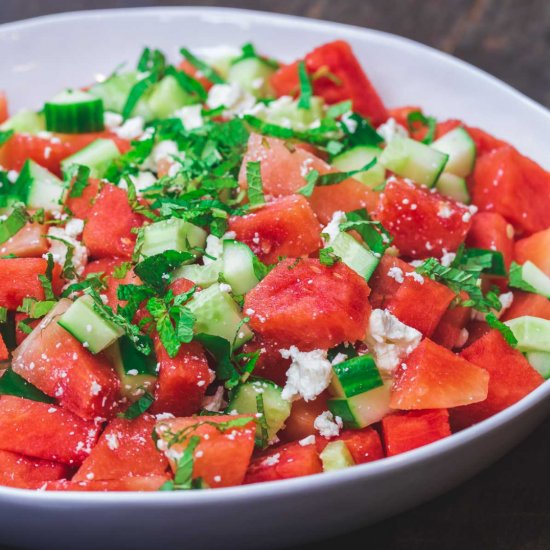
[119, 391, 154, 419]
[509, 262, 538, 293]
[407, 110, 437, 144]
[179, 47, 225, 84]
[246, 161, 265, 208]
[486, 313, 518, 347]
[0, 368, 55, 404]
[297, 61, 312, 110]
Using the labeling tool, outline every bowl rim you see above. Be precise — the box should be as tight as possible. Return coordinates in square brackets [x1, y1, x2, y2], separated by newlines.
[1, 5, 549, 504]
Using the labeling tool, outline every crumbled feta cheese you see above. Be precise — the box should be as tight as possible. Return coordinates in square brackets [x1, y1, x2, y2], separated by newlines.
[150, 140, 179, 165]
[105, 433, 119, 451]
[103, 111, 123, 129]
[113, 116, 144, 140]
[219, 283, 232, 293]
[405, 271, 424, 285]
[298, 435, 316, 446]
[330, 353, 348, 366]
[206, 83, 256, 117]
[204, 234, 223, 265]
[201, 386, 226, 413]
[366, 309, 422, 373]
[440, 251, 456, 267]
[340, 111, 358, 133]
[7, 170, 18, 183]
[387, 266, 405, 283]
[174, 104, 203, 130]
[437, 204, 453, 218]
[321, 211, 346, 245]
[263, 453, 281, 466]
[314, 411, 343, 438]
[280, 347, 332, 402]
[47, 224, 88, 276]
[90, 381, 102, 396]
[121, 171, 156, 193]
[376, 117, 409, 143]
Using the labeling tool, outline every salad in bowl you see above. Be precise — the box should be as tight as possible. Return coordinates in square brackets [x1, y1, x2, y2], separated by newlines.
[0, 39, 549, 492]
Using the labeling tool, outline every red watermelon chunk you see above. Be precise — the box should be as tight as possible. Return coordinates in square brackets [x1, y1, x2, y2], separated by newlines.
[515, 227, 550, 276]
[156, 415, 256, 488]
[228, 195, 321, 264]
[315, 427, 384, 464]
[472, 146, 550, 235]
[368, 255, 413, 309]
[0, 449, 70, 489]
[241, 338, 291, 387]
[452, 330, 544, 429]
[501, 291, 550, 322]
[73, 414, 168, 482]
[82, 184, 145, 260]
[149, 339, 213, 417]
[240, 133, 379, 224]
[12, 300, 120, 420]
[244, 258, 372, 350]
[270, 40, 387, 126]
[0, 258, 63, 310]
[385, 271, 456, 337]
[65, 177, 101, 219]
[390, 338, 489, 410]
[41, 475, 169, 492]
[381, 409, 451, 456]
[0, 396, 101, 465]
[0, 334, 7, 361]
[374, 178, 472, 258]
[0, 223, 49, 258]
[431, 299, 471, 349]
[466, 212, 515, 270]
[244, 441, 323, 484]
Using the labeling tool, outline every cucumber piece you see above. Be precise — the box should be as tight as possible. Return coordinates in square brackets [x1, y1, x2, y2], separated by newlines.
[104, 336, 157, 400]
[320, 440, 355, 472]
[517, 261, 550, 298]
[332, 145, 385, 188]
[255, 96, 324, 131]
[148, 75, 195, 119]
[139, 218, 207, 259]
[44, 89, 104, 134]
[330, 232, 380, 281]
[173, 260, 222, 288]
[379, 136, 449, 187]
[526, 351, 550, 379]
[0, 110, 45, 133]
[505, 316, 550, 353]
[328, 380, 392, 429]
[16, 159, 66, 212]
[431, 127, 476, 178]
[330, 354, 384, 398]
[228, 57, 276, 98]
[186, 283, 253, 348]
[58, 295, 124, 354]
[222, 240, 260, 295]
[435, 172, 470, 204]
[228, 378, 291, 441]
[60, 138, 120, 179]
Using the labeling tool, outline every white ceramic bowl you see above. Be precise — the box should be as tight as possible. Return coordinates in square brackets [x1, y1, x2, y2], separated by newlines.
[1, 7, 549, 550]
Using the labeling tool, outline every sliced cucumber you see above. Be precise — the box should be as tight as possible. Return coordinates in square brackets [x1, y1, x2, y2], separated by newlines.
[186, 283, 253, 348]
[517, 261, 550, 298]
[15, 159, 66, 212]
[228, 57, 276, 98]
[148, 75, 195, 119]
[44, 89, 104, 134]
[320, 440, 355, 472]
[58, 295, 124, 354]
[379, 136, 449, 187]
[505, 316, 550, 353]
[255, 96, 324, 130]
[173, 260, 222, 288]
[222, 240, 260, 295]
[104, 336, 157, 400]
[139, 218, 207, 259]
[330, 354, 384, 399]
[0, 110, 45, 133]
[526, 351, 550, 379]
[60, 138, 120, 179]
[228, 378, 291, 441]
[332, 145, 385, 188]
[330, 232, 380, 281]
[435, 172, 470, 204]
[328, 380, 392, 429]
[431, 127, 476, 178]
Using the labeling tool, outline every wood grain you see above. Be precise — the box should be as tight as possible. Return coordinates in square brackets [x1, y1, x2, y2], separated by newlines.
[0, 2, 549, 549]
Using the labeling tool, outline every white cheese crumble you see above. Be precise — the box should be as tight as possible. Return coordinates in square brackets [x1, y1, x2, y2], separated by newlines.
[105, 433, 119, 451]
[376, 117, 409, 143]
[298, 435, 316, 446]
[207, 83, 256, 117]
[280, 346, 333, 402]
[103, 111, 123, 129]
[204, 234, 223, 265]
[174, 104, 203, 130]
[219, 283, 232, 293]
[365, 309, 422, 373]
[387, 266, 405, 283]
[47, 220, 88, 276]
[121, 171, 156, 194]
[440, 251, 456, 267]
[321, 210, 346, 245]
[150, 140, 179, 165]
[263, 453, 281, 466]
[201, 386, 227, 413]
[437, 204, 453, 219]
[341, 111, 358, 133]
[314, 411, 343, 438]
[113, 116, 144, 140]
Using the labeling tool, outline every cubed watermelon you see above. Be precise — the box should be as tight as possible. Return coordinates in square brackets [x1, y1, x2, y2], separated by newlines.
[315, 426, 384, 464]
[368, 255, 413, 310]
[244, 441, 323, 484]
[431, 299, 470, 349]
[501, 291, 550, 322]
[156, 414, 256, 488]
[280, 393, 329, 442]
[244, 258, 372, 350]
[466, 212, 514, 270]
[374, 178, 472, 258]
[65, 177, 101, 219]
[41, 475, 169, 492]
[0, 396, 101, 465]
[0, 223, 49, 258]
[381, 409, 451, 456]
[228, 195, 321, 264]
[73, 414, 168, 482]
[82, 184, 146, 259]
[390, 338, 489, 410]
[452, 330, 544, 429]
[0, 334, 7, 361]
[515, 227, 550, 276]
[241, 338, 291, 387]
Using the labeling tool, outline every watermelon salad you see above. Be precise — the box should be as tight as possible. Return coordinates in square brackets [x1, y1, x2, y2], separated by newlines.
[0, 40, 549, 492]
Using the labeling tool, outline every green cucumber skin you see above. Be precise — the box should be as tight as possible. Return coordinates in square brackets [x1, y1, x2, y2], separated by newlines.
[505, 316, 550, 353]
[44, 90, 105, 134]
[331, 355, 384, 399]
[60, 138, 120, 179]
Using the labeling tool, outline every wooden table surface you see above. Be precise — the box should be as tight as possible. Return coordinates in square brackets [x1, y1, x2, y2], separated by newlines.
[1, 1, 550, 549]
